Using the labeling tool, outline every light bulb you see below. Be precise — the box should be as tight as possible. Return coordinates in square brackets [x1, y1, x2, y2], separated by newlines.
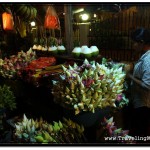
[31, 21, 35, 27]
[81, 14, 89, 21]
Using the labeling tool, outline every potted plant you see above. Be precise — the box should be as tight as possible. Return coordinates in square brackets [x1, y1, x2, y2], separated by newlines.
[0, 84, 16, 130]
[52, 59, 129, 127]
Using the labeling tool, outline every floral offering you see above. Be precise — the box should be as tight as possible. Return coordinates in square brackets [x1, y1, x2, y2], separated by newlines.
[52, 59, 129, 115]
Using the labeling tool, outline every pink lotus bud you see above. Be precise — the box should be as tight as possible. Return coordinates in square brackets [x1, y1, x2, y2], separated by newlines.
[116, 94, 122, 101]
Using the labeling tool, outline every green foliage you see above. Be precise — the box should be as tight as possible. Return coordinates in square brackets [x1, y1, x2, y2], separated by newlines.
[73, 40, 80, 47]
[0, 84, 16, 110]
[118, 94, 129, 108]
[33, 38, 38, 45]
[47, 37, 58, 46]
[102, 57, 107, 65]
[39, 38, 45, 45]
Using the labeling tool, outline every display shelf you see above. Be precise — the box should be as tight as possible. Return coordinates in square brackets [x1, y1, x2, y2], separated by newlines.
[33, 49, 102, 63]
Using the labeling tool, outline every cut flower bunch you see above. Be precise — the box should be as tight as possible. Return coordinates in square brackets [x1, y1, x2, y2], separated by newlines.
[14, 114, 86, 143]
[0, 49, 36, 79]
[52, 59, 129, 115]
[101, 117, 135, 143]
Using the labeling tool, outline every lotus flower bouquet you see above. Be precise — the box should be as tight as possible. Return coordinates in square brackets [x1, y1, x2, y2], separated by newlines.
[0, 48, 36, 79]
[52, 59, 129, 115]
[14, 114, 86, 143]
[100, 117, 135, 143]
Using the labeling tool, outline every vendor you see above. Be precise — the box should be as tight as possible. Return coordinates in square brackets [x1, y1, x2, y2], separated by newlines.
[127, 27, 150, 138]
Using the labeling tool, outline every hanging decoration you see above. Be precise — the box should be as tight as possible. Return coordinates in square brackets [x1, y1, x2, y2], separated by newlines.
[44, 6, 60, 29]
[2, 12, 14, 30]
[13, 4, 37, 21]
[18, 21, 27, 38]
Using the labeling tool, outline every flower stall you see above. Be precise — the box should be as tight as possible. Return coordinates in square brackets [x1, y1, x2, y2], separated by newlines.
[0, 3, 145, 146]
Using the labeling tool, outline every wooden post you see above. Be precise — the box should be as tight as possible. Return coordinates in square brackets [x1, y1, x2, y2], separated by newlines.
[64, 4, 73, 55]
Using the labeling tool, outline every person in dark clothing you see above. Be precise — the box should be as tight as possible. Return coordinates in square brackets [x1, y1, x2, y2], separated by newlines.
[127, 28, 150, 141]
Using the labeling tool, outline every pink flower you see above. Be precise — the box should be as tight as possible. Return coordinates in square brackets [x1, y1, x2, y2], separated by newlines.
[122, 130, 129, 136]
[116, 94, 122, 101]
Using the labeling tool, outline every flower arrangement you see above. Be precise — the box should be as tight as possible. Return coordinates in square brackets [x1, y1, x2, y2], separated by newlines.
[101, 117, 135, 143]
[52, 59, 129, 115]
[0, 49, 36, 79]
[14, 114, 86, 143]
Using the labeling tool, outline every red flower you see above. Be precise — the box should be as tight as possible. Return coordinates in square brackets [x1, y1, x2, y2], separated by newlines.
[82, 79, 94, 88]
[99, 75, 104, 80]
